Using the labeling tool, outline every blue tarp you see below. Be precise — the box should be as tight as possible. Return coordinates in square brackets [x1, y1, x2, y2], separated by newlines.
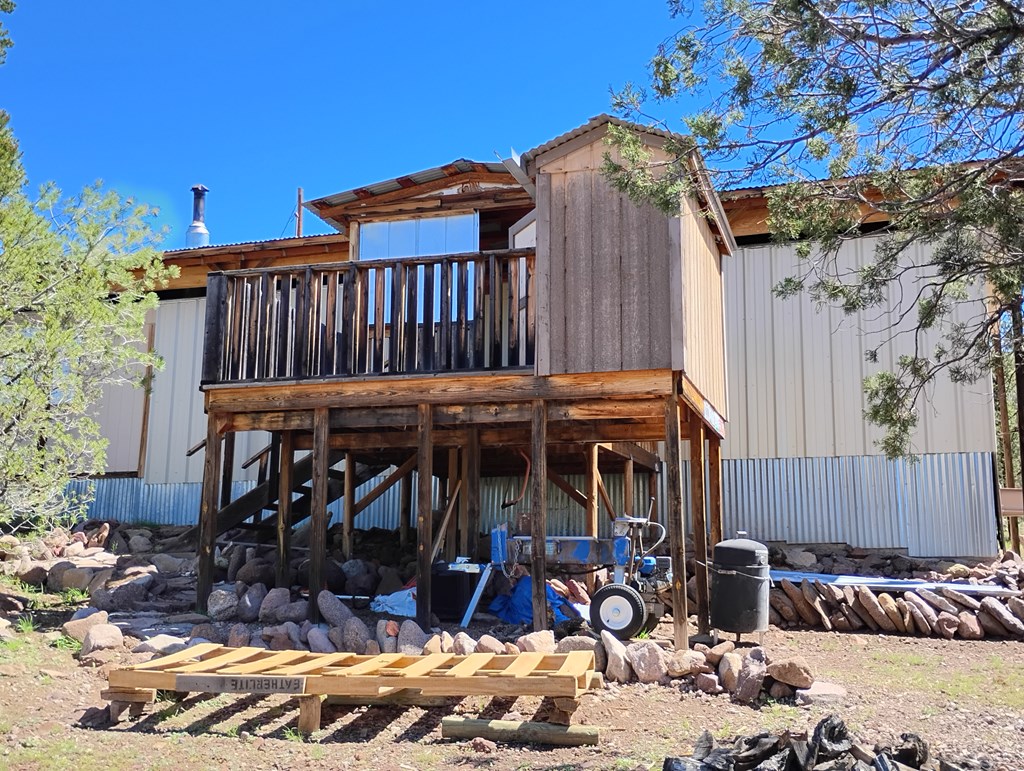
[488, 575, 575, 625]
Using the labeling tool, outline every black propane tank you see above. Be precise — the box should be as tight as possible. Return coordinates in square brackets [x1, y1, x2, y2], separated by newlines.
[709, 537, 769, 634]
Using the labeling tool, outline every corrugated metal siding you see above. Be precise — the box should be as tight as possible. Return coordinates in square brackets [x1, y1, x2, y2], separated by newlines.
[143, 298, 268, 484]
[723, 236, 996, 458]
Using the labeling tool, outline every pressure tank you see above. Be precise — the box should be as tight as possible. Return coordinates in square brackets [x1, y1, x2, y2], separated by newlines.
[709, 537, 769, 634]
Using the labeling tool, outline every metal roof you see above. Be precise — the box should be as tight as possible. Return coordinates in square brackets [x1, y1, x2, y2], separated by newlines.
[305, 159, 511, 221]
[521, 114, 687, 164]
[163, 232, 348, 259]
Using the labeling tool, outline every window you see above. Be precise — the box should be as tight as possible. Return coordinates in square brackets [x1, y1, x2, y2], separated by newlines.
[358, 212, 478, 259]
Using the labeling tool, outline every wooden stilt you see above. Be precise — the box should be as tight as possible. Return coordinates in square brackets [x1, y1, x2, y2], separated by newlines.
[531, 399, 548, 631]
[399, 471, 412, 548]
[308, 407, 330, 622]
[584, 444, 599, 594]
[459, 445, 470, 556]
[689, 411, 710, 634]
[417, 403, 434, 629]
[466, 428, 481, 560]
[708, 434, 723, 548]
[342, 451, 355, 561]
[623, 457, 634, 517]
[445, 448, 459, 561]
[647, 471, 658, 524]
[276, 430, 294, 589]
[196, 413, 222, 613]
[297, 695, 322, 735]
[219, 432, 235, 510]
[663, 393, 689, 650]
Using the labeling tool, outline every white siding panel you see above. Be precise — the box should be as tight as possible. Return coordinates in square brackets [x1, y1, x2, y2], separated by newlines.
[145, 298, 267, 484]
[723, 236, 996, 459]
[94, 377, 146, 473]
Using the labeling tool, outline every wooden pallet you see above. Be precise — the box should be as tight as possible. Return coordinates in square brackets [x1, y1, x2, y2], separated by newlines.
[104, 644, 598, 734]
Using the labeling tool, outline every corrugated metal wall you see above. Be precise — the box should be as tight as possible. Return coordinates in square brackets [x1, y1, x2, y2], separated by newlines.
[723, 236, 996, 458]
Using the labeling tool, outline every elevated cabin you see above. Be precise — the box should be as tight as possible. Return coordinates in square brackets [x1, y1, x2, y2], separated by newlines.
[185, 116, 735, 647]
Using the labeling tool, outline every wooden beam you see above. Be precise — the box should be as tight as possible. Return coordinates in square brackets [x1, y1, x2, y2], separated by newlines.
[342, 451, 355, 561]
[689, 411, 710, 635]
[531, 399, 548, 631]
[196, 414, 222, 613]
[353, 455, 417, 516]
[466, 428, 481, 560]
[596, 475, 616, 521]
[308, 407, 330, 622]
[219, 432, 236, 509]
[399, 471, 412, 548]
[416, 404, 434, 630]
[597, 442, 660, 471]
[584, 445, 599, 541]
[445, 449, 459, 561]
[547, 468, 587, 508]
[276, 431, 294, 588]
[458, 445, 470, 556]
[708, 434, 723, 548]
[623, 458, 634, 517]
[663, 394, 689, 650]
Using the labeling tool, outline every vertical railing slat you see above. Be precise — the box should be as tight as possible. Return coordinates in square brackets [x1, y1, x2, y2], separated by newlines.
[439, 259, 451, 371]
[373, 266, 386, 373]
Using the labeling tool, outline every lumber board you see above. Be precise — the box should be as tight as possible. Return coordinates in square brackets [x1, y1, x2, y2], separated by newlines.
[441, 717, 599, 747]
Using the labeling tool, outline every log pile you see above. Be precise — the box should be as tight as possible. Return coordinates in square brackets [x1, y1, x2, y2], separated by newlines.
[765, 576, 1024, 639]
[663, 714, 963, 771]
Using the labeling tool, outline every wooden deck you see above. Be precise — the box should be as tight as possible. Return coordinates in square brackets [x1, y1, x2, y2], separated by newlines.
[102, 644, 599, 734]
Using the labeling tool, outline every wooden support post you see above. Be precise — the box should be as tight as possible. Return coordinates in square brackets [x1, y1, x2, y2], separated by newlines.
[531, 399, 548, 631]
[219, 432, 235, 510]
[459, 445, 470, 556]
[297, 695, 322, 736]
[399, 471, 412, 548]
[308, 407, 330, 622]
[342, 451, 355, 561]
[623, 458, 634, 517]
[1013, 304, 1024, 555]
[445, 448, 459, 561]
[440, 717, 598, 747]
[663, 394, 689, 650]
[584, 444, 599, 595]
[466, 428, 481, 560]
[708, 434, 723, 548]
[277, 431, 294, 589]
[417, 403, 434, 629]
[689, 411, 710, 635]
[196, 414, 222, 613]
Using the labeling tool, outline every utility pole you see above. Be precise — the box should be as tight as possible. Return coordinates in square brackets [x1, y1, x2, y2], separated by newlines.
[296, 187, 303, 237]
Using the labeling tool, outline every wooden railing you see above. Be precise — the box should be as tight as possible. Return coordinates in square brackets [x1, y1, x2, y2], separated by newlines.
[201, 249, 535, 384]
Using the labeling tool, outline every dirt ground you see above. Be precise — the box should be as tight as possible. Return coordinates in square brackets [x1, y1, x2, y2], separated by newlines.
[2, 601, 1023, 771]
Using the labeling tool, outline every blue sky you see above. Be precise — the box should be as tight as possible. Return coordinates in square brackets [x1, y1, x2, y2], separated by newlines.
[1, 2, 686, 248]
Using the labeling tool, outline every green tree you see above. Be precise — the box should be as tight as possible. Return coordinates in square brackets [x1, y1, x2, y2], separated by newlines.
[604, 0, 1024, 457]
[0, 6, 175, 528]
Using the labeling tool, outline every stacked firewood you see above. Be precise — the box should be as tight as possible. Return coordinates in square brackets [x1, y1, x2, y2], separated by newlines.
[767, 577, 1024, 639]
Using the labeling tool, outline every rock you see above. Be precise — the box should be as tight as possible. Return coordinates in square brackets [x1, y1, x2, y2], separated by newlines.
[15, 562, 47, 587]
[228, 624, 250, 648]
[667, 649, 706, 678]
[364, 640, 381, 655]
[62, 610, 109, 643]
[341, 616, 373, 654]
[516, 630, 556, 653]
[505, 642, 520, 655]
[238, 583, 268, 623]
[796, 681, 847, 706]
[132, 634, 186, 655]
[556, 635, 607, 672]
[86, 568, 114, 596]
[856, 586, 897, 633]
[258, 587, 291, 622]
[274, 601, 309, 624]
[780, 579, 819, 626]
[307, 627, 335, 653]
[475, 634, 506, 655]
[766, 656, 814, 689]
[768, 681, 795, 699]
[695, 672, 721, 694]
[1006, 596, 1024, 625]
[471, 737, 497, 753]
[317, 590, 353, 627]
[207, 589, 239, 621]
[877, 593, 906, 634]
[397, 620, 429, 655]
[452, 632, 476, 655]
[626, 641, 669, 684]
[918, 588, 959, 615]
[733, 654, 767, 704]
[376, 620, 398, 653]
[247, 632, 268, 649]
[47, 561, 78, 592]
[226, 548, 246, 582]
[704, 640, 734, 666]
[347, 571, 379, 597]
[718, 652, 743, 692]
[957, 611, 984, 640]
[376, 566, 404, 596]
[940, 586, 982, 612]
[386, 620, 400, 636]
[128, 535, 152, 553]
[977, 610, 1009, 637]
[81, 624, 124, 656]
[934, 611, 959, 639]
[784, 549, 818, 568]
[440, 631, 455, 653]
[904, 591, 939, 632]
[236, 559, 276, 588]
[91, 573, 153, 612]
[422, 634, 442, 655]
[980, 597, 1024, 636]
[149, 553, 186, 575]
[341, 559, 368, 580]
[600, 630, 633, 684]
[190, 623, 228, 645]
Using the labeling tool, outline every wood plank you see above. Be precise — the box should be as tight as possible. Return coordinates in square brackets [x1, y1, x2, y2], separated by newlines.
[390, 262, 403, 373]
[355, 266, 369, 373]
[384, 653, 454, 678]
[422, 262, 435, 371]
[531, 399, 548, 631]
[342, 451, 355, 561]
[444, 448, 459, 561]
[257, 272, 272, 379]
[266, 653, 355, 675]
[353, 454, 417, 516]
[440, 259, 452, 370]
[293, 267, 312, 378]
[373, 266, 386, 373]
[441, 652, 494, 678]
[592, 166, 622, 371]
[585, 445, 599, 541]
[473, 258, 486, 368]
[554, 651, 596, 678]
[545, 173, 565, 374]
[309, 407, 330, 620]
[127, 642, 223, 671]
[596, 473, 616, 521]
[404, 263, 419, 372]
[495, 652, 544, 678]
[708, 434, 723, 548]
[168, 647, 266, 673]
[277, 430, 294, 588]
[399, 470, 412, 548]
[196, 415, 222, 613]
[219, 432, 235, 510]
[466, 428, 481, 559]
[441, 718, 598, 747]
[690, 412, 710, 634]
[548, 469, 587, 509]
[276, 272, 292, 377]
[564, 164, 593, 373]
[334, 653, 406, 676]
[201, 273, 228, 384]
[297, 695, 322, 735]
[508, 253, 520, 366]
[456, 260, 468, 368]
[525, 251, 537, 367]
[664, 393, 689, 650]
[218, 650, 309, 674]
[623, 458, 634, 516]
[417, 404, 433, 629]
[323, 270, 338, 375]
[489, 253, 501, 369]
[340, 269, 355, 376]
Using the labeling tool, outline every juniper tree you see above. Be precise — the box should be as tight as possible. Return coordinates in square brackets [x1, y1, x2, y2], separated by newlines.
[604, 0, 1024, 457]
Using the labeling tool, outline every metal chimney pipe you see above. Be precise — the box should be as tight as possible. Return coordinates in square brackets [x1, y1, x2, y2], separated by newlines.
[185, 184, 210, 248]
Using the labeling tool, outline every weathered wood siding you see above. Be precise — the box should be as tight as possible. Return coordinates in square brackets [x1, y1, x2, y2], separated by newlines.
[536, 139, 675, 376]
[677, 192, 728, 418]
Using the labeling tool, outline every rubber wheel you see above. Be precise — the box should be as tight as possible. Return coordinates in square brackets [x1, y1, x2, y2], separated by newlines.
[591, 583, 648, 640]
